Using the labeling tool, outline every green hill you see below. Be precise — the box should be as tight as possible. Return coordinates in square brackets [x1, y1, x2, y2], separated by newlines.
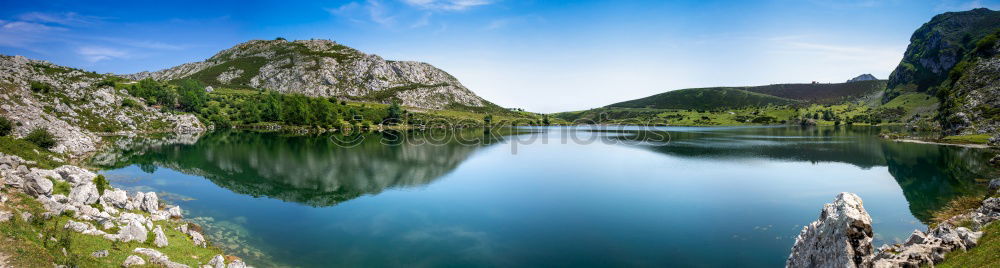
[608, 87, 799, 110]
[606, 80, 886, 110]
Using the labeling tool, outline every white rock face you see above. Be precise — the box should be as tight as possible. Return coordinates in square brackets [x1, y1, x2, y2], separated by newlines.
[787, 192, 874, 268]
[125, 39, 491, 110]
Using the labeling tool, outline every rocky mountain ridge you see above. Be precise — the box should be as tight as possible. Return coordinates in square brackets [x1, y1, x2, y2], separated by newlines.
[125, 39, 491, 110]
[0, 55, 204, 157]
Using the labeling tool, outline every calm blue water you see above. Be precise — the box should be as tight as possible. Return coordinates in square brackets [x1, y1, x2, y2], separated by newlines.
[95, 126, 995, 267]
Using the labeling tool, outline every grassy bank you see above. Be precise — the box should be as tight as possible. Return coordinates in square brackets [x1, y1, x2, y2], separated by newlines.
[0, 190, 225, 267]
[937, 221, 1000, 267]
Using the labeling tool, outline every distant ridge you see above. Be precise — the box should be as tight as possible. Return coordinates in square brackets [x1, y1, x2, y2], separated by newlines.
[847, 74, 877, 83]
[606, 80, 886, 110]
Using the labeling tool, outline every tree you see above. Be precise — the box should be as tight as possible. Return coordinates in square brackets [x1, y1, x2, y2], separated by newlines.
[0, 117, 12, 136]
[483, 114, 493, 125]
[384, 101, 403, 125]
[542, 114, 550, 125]
[25, 127, 57, 149]
[176, 79, 207, 112]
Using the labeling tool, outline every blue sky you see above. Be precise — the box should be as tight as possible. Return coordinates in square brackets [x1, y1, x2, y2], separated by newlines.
[1, 0, 997, 112]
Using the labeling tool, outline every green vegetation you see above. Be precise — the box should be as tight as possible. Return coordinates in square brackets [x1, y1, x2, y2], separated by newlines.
[937, 221, 1000, 267]
[0, 116, 11, 136]
[93, 175, 110, 196]
[0, 191, 225, 267]
[609, 87, 799, 110]
[940, 134, 992, 144]
[25, 127, 57, 149]
[931, 195, 986, 226]
[49, 177, 71, 196]
[30, 81, 52, 94]
[0, 136, 64, 169]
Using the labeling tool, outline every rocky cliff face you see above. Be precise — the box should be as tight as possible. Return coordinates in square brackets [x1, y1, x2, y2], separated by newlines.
[125, 39, 491, 110]
[885, 8, 1000, 98]
[0, 55, 204, 157]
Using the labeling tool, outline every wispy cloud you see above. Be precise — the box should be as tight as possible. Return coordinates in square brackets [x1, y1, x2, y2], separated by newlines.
[17, 12, 103, 25]
[76, 46, 130, 62]
[327, 0, 400, 26]
[2, 21, 66, 32]
[400, 0, 494, 11]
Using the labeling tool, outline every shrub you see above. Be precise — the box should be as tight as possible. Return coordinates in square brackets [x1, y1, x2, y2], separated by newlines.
[29, 81, 52, 93]
[94, 79, 115, 88]
[0, 116, 11, 136]
[25, 127, 57, 149]
[121, 98, 139, 108]
[93, 175, 110, 195]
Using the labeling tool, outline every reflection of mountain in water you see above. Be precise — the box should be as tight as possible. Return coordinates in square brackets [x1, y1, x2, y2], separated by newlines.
[96, 130, 501, 207]
[618, 126, 997, 224]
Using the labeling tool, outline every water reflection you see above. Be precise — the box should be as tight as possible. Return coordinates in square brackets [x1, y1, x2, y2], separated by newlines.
[96, 126, 995, 222]
[609, 126, 995, 224]
[94, 129, 512, 207]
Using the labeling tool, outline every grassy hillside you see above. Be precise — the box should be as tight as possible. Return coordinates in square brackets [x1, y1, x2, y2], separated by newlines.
[608, 87, 800, 110]
[742, 80, 886, 104]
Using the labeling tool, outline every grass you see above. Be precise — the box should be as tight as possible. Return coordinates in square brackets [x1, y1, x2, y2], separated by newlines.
[940, 134, 992, 144]
[931, 195, 985, 227]
[0, 136, 65, 169]
[0, 191, 226, 267]
[936, 221, 1000, 268]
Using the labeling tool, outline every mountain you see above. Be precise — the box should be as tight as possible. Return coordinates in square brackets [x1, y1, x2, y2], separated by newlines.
[847, 74, 878, 82]
[882, 8, 1000, 135]
[0, 55, 204, 156]
[125, 39, 492, 110]
[606, 80, 886, 110]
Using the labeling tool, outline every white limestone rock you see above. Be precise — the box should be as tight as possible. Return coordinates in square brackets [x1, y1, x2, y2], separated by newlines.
[787, 192, 874, 268]
[123, 255, 146, 266]
[153, 225, 169, 247]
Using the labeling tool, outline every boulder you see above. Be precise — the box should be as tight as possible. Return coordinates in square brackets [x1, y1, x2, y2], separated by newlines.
[117, 220, 149, 243]
[101, 189, 128, 208]
[54, 165, 96, 185]
[134, 247, 190, 268]
[141, 192, 159, 212]
[190, 230, 206, 247]
[153, 225, 169, 247]
[68, 183, 100, 205]
[168, 206, 183, 218]
[990, 179, 1000, 192]
[122, 255, 146, 266]
[226, 260, 247, 268]
[787, 192, 874, 268]
[0, 210, 12, 222]
[24, 175, 53, 197]
[207, 255, 225, 268]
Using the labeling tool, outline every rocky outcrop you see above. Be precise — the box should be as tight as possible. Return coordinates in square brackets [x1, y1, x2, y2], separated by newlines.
[0, 152, 248, 267]
[885, 8, 1000, 95]
[787, 192, 874, 268]
[124, 39, 492, 110]
[789, 192, 1000, 268]
[0, 55, 206, 157]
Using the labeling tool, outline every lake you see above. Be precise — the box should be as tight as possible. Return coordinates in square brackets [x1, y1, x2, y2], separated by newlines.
[93, 126, 996, 267]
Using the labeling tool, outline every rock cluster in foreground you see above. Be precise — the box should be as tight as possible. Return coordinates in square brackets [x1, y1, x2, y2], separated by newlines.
[787, 188, 1000, 268]
[0, 153, 249, 267]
